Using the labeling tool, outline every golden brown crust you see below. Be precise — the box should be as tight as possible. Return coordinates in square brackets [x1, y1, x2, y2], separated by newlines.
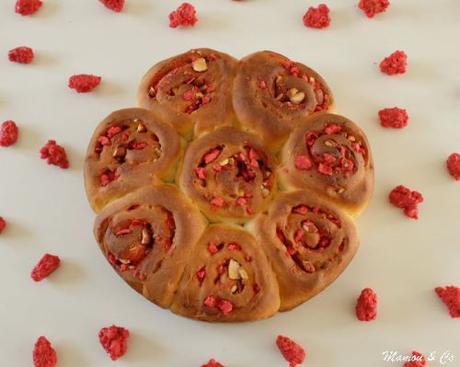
[171, 224, 280, 322]
[84, 108, 181, 213]
[137, 48, 238, 138]
[93, 184, 206, 308]
[84, 50, 376, 323]
[279, 113, 374, 216]
[248, 190, 359, 311]
[178, 127, 277, 224]
[233, 51, 335, 150]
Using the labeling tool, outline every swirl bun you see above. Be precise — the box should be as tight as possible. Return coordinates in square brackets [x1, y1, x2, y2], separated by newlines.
[249, 190, 358, 311]
[178, 127, 277, 223]
[138, 48, 237, 138]
[84, 108, 181, 212]
[94, 184, 206, 308]
[280, 113, 374, 215]
[171, 224, 280, 322]
[233, 51, 334, 149]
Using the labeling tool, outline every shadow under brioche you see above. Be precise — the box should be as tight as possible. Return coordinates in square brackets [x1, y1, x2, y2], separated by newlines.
[84, 48, 374, 322]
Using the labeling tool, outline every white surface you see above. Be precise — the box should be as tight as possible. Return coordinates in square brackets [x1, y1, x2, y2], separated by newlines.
[1, 1, 459, 366]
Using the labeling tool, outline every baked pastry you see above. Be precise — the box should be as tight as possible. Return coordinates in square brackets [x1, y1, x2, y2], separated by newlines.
[279, 113, 374, 215]
[233, 50, 334, 150]
[137, 48, 238, 138]
[171, 224, 280, 322]
[84, 108, 181, 212]
[178, 126, 277, 223]
[85, 49, 374, 322]
[93, 184, 206, 308]
[248, 190, 359, 311]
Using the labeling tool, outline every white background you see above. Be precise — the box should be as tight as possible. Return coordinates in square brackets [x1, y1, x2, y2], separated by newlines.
[1, 0, 459, 366]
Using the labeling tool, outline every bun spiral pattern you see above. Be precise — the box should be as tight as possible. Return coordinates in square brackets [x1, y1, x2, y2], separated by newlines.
[138, 48, 237, 137]
[171, 224, 280, 321]
[280, 113, 374, 215]
[233, 51, 334, 149]
[85, 49, 374, 322]
[84, 108, 181, 212]
[94, 184, 206, 308]
[179, 127, 276, 223]
[249, 190, 358, 311]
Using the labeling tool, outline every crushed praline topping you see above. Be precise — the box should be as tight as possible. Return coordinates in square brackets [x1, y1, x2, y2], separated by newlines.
[275, 204, 344, 273]
[193, 144, 273, 216]
[147, 53, 218, 114]
[106, 208, 176, 279]
[293, 122, 367, 185]
[96, 119, 161, 187]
